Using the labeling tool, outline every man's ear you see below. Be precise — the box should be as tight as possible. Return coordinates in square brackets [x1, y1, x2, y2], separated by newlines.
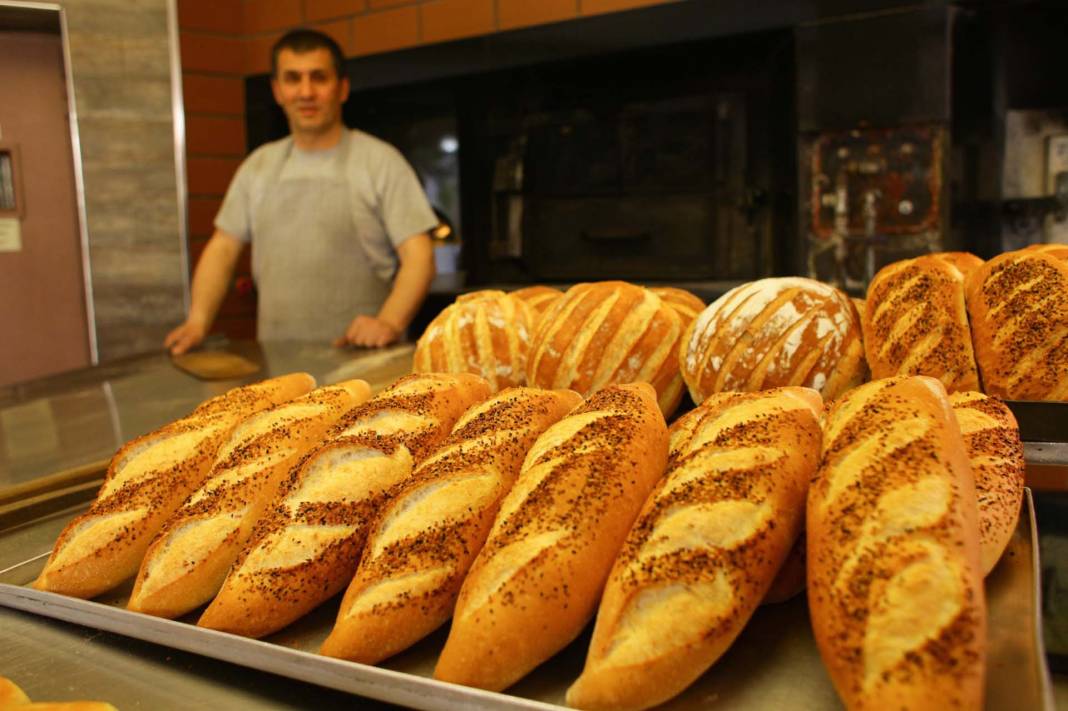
[271, 77, 283, 106]
[340, 76, 350, 104]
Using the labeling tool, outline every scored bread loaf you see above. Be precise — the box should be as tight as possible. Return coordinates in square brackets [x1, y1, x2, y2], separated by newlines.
[649, 286, 705, 329]
[863, 252, 982, 393]
[413, 290, 535, 392]
[808, 376, 985, 710]
[197, 373, 491, 638]
[320, 386, 582, 664]
[949, 391, 1025, 575]
[127, 379, 373, 618]
[566, 387, 823, 711]
[680, 277, 866, 404]
[33, 373, 315, 599]
[511, 285, 564, 324]
[0, 677, 117, 711]
[965, 243, 1068, 400]
[434, 383, 668, 692]
[526, 281, 685, 416]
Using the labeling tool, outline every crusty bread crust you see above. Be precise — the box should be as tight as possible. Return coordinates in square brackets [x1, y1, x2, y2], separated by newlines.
[320, 387, 581, 664]
[434, 383, 668, 692]
[33, 373, 316, 599]
[949, 391, 1025, 575]
[197, 373, 491, 638]
[807, 376, 985, 710]
[566, 387, 823, 711]
[127, 380, 372, 618]
[511, 285, 564, 320]
[965, 244, 1068, 400]
[649, 286, 705, 329]
[680, 277, 866, 404]
[863, 253, 981, 392]
[526, 281, 685, 416]
[413, 290, 535, 392]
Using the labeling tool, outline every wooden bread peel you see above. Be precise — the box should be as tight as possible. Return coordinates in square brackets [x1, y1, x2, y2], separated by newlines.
[171, 351, 261, 380]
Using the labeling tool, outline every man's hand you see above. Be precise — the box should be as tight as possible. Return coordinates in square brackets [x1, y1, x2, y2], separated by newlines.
[164, 318, 208, 355]
[335, 315, 400, 349]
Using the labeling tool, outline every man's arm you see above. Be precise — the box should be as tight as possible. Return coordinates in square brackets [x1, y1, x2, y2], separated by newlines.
[164, 230, 245, 355]
[338, 233, 435, 348]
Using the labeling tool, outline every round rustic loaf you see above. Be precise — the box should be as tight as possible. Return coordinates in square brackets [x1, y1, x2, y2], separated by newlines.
[510, 285, 564, 320]
[526, 281, 685, 416]
[649, 286, 705, 329]
[680, 277, 866, 403]
[413, 290, 534, 392]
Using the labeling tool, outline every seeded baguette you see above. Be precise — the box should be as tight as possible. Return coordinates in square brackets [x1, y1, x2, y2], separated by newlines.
[808, 376, 985, 710]
[127, 379, 373, 618]
[33, 373, 316, 599]
[197, 373, 491, 638]
[320, 386, 582, 664]
[949, 391, 1025, 575]
[566, 387, 823, 711]
[434, 383, 668, 692]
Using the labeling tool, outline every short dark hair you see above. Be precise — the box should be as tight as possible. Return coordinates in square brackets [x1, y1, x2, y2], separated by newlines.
[271, 29, 344, 78]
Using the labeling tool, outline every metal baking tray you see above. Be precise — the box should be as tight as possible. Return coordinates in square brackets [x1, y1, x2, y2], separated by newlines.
[0, 481, 1053, 710]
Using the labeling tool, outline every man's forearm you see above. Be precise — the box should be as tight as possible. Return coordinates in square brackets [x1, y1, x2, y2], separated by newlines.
[188, 233, 244, 329]
[377, 245, 435, 334]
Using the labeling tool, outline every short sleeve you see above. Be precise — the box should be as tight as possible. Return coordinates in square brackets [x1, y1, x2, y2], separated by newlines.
[214, 157, 256, 243]
[373, 145, 438, 248]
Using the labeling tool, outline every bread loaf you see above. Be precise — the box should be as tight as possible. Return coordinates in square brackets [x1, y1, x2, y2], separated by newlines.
[965, 243, 1068, 400]
[0, 678, 117, 711]
[949, 391, 1025, 575]
[434, 383, 668, 691]
[511, 285, 564, 322]
[808, 376, 985, 710]
[566, 387, 823, 711]
[413, 290, 534, 392]
[649, 286, 705, 329]
[127, 379, 373, 618]
[526, 281, 685, 416]
[863, 253, 981, 392]
[320, 386, 582, 664]
[680, 277, 866, 404]
[762, 537, 806, 604]
[33, 373, 316, 599]
[197, 373, 491, 638]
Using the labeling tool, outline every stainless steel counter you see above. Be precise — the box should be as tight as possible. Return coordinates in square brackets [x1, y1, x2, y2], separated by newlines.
[0, 341, 415, 490]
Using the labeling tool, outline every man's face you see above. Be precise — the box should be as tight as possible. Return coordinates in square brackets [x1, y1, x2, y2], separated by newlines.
[271, 47, 349, 136]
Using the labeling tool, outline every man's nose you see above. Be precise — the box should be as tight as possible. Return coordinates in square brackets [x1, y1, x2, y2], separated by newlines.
[297, 76, 314, 96]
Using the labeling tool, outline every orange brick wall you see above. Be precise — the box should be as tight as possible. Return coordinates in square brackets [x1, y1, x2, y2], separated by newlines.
[176, 0, 675, 339]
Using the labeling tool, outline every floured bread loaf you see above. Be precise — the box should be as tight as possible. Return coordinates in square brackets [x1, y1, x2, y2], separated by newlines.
[808, 376, 985, 710]
[949, 391, 1025, 575]
[526, 281, 685, 416]
[566, 387, 823, 711]
[33, 373, 315, 599]
[413, 290, 534, 392]
[511, 285, 564, 324]
[680, 277, 865, 404]
[197, 373, 491, 638]
[762, 536, 806, 604]
[127, 379, 373, 618]
[863, 252, 982, 392]
[649, 286, 705, 329]
[320, 386, 581, 664]
[434, 383, 668, 692]
[965, 243, 1068, 400]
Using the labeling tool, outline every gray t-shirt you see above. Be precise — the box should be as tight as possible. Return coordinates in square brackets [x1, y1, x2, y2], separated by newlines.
[215, 128, 437, 283]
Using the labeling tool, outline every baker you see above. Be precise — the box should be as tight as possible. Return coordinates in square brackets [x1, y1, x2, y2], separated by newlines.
[165, 29, 437, 354]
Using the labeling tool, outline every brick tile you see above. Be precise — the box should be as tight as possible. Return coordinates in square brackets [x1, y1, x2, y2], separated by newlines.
[188, 156, 242, 196]
[188, 197, 222, 237]
[580, 0, 675, 17]
[352, 6, 419, 56]
[187, 115, 247, 156]
[178, 0, 242, 33]
[305, 0, 366, 22]
[181, 33, 245, 74]
[311, 17, 354, 57]
[244, 0, 303, 33]
[246, 32, 285, 75]
[183, 74, 244, 115]
[421, 0, 495, 44]
[499, 0, 577, 31]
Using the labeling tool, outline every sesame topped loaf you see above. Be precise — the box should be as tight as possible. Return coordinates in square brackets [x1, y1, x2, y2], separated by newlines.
[567, 387, 823, 711]
[863, 253, 982, 393]
[414, 290, 535, 393]
[197, 372, 491, 638]
[434, 383, 668, 692]
[320, 386, 582, 664]
[127, 379, 373, 619]
[965, 243, 1068, 400]
[949, 391, 1025, 576]
[33, 373, 316, 599]
[649, 286, 705, 330]
[526, 281, 686, 417]
[807, 376, 985, 711]
[681, 277, 866, 404]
